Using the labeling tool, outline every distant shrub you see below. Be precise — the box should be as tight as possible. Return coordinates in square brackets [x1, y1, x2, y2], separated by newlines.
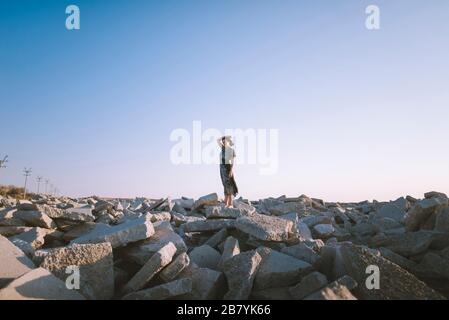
[0, 185, 36, 200]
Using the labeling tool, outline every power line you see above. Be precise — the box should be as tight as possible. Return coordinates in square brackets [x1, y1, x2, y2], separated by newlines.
[23, 168, 32, 198]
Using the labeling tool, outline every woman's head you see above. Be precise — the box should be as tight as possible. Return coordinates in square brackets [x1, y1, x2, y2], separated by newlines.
[222, 136, 234, 147]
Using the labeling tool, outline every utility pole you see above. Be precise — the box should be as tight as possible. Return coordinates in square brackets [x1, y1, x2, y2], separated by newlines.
[36, 176, 43, 194]
[45, 179, 50, 195]
[0, 155, 8, 185]
[23, 168, 32, 198]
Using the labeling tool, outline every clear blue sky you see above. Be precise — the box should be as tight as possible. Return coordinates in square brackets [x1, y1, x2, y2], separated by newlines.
[1, 0, 448, 202]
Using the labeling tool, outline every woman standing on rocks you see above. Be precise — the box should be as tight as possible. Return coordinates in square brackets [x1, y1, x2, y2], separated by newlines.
[217, 136, 238, 208]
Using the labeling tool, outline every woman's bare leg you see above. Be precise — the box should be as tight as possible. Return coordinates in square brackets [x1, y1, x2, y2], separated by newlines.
[226, 195, 231, 207]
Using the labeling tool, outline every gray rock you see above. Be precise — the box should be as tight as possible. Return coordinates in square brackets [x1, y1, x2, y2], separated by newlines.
[376, 203, 405, 222]
[378, 247, 417, 272]
[339, 243, 445, 299]
[171, 211, 205, 226]
[124, 221, 186, 265]
[204, 228, 228, 248]
[160, 252, 190, 282]
[0, 268, 85, 300]
[380, 231, 435, 257]
[123, 278, 192, 300]
[305, 284, 356, 300]
[300, 215, 333, 228]
[218, 236, 240, 270]
[123, 242, 177, 294]
[205, 206, 242, 219]
[313, 224, 335, 238]
[289, 271, 328, 300]
[295, 222, 313, 241]
[62, 222, 98, 241]
[177, 264, 226, 299]
[254, 248, 312, 290]
[192, 193, 219, 211]
[0, 226, 32, 237]
[223, 250, 262, 300]
[10, 227, 48, 249]
[415, 252, 449, 280]
[71, 214, 155, 248]
[281, 243, 320, 265]
[189, 245, 221, 270]
[40, 243, 114, 299]
[148, 211, 171, 223]
[405, 197, 448, 232]
[10, 238, 35, 257]
[235, 213, 293, 242]
[435, 207, 449, 232]
[56, 207, 95, 222]
[184, 219, 235, 233]
[17, 202, 38, 211]
[13, 211, 56, 229]
[0, 235, 35, 288]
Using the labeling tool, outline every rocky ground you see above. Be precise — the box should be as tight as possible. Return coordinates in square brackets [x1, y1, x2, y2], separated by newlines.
[0, 191, 448, 300]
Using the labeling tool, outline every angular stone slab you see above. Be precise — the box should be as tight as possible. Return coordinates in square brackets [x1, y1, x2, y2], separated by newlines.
[376, 203, 405, 222]
[235, 213, 293, 242]
[122, 242, 177, 294]
[192, 193, 219, 211]
[124, 221, 186, 265]
[184, 219, 235, 233]
[313, 224, 335, 238]
[71, 214, 155, 248]
[0, 226, 32, 237]
[405, 197, 448, 232]
[10, 227, 48, 249]
[13, 211, 56, 229]
[45, 206, 95, 222]
[204, 228, 228, 248]
[160, 252, 190, 282]
[40, 243, 114, 300]
[281, 243, 320, 265]
[339, 243, 446, 299]
[218, 236, 240, 270]
[289, 271, 328, 300]
[223, 249, 262, 300]
[205, 206, 242, 219]
[189, 245, 221, 270]
[171, 211, 205, 226]
[177, 264, 226, 300]
[0, 268, 85, 300]
[254, 248, 312, 290]
[148, 211, 171, 223]
[0, 235, 35, 288]
[380, 231, 435, 257]
[123, 278, 192, 300]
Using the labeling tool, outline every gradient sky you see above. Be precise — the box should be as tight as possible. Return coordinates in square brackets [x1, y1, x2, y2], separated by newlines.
[1, 0, 448, 202]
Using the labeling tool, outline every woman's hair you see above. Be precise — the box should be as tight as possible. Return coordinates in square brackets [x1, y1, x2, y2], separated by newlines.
[222, 136, 233, 146]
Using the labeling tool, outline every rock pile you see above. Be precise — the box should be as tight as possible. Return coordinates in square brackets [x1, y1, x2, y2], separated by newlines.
[0, 191, 448, 300]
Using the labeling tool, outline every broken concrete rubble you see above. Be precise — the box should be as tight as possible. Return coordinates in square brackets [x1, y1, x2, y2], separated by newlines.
[0, 268, 85, 300]
[122, 242, 177, 294]
[40, 243, 114, 299]
[0, 191, 448, 300]
[71, 214, 155, 248]
[235, 213, 293, 242]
